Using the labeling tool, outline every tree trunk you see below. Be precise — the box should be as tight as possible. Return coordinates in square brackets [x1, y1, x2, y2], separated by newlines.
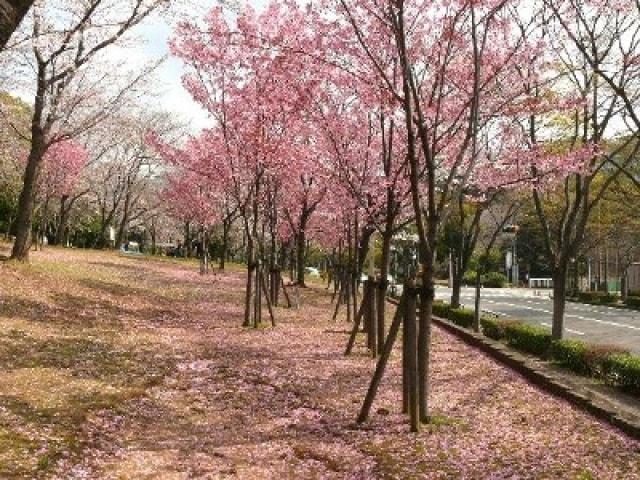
[450, 259, 462, 309]
[12, 60, 48, 261]
[0, 0, 34, 50]
[357, 226, 375, 280]
[11, 129, 45, 261]
[184, 222, 192, 257]
[551, 264, 568, 340]
[220, 219, 230, 270]
[473, 269, 482, 332]
[53, 195, 69, 246]
[244, 239, 255, 327]
[150, 224, 156, 255]
[115, 193, 131, 248]
[418, 265, 434, 423]
[296, 228, 306, 287]
[377, 230, 393, 353]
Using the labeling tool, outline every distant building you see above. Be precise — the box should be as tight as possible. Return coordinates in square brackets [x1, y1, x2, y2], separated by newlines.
[628, 263, 640, 293]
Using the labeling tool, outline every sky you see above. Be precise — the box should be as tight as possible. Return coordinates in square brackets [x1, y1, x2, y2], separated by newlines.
[133, 0, 268, 133]
[134, 8, 212, 133]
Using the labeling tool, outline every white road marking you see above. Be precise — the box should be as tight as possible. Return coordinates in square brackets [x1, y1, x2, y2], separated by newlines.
[541, 322, 585, 336]
[437, 289, 640, 333]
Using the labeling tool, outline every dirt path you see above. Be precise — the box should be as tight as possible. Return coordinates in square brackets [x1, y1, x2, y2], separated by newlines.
[1, 246, 639, 479]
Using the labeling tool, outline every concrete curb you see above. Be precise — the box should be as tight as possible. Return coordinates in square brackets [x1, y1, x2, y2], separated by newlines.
[386, 297, 640, 440]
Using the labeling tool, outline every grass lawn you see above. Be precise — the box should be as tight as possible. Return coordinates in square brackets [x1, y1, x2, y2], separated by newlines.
[0, 243, 638, 479]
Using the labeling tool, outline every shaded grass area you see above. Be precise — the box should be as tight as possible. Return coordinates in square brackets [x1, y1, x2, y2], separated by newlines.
[0, 246, 202, 478]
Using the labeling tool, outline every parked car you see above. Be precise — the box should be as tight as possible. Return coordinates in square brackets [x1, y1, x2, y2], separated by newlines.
[360, 273, 395, 285]
[305, 267, 320, 277]
[120, 241, 142, 255]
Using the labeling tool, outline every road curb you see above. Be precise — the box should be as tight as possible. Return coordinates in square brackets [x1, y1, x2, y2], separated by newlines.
[386, 297, 640, 440]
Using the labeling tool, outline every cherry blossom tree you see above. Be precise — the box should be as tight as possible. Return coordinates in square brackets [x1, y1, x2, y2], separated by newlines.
[8, 0, 167, 261]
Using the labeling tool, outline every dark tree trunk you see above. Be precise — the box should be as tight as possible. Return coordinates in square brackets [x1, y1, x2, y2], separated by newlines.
[551, 263, 568, 340]
[418, 263, 434, 423]
[11, 130, 44, 261]
[115, 192, 131, 248]
[450, 259, 463, 309]
[0, 0, 33, 50]
[53, 196, 69, 246]
[11, 60, 47, 261]
[295, 227, 306, 287]
[184, 222, 192, 257]
[473, 269, 482, 332]
[150, 224, 156, 255]
[220, 219, 230, 270]
[356, 225, 375, 279]
[377, 230, 393, 353]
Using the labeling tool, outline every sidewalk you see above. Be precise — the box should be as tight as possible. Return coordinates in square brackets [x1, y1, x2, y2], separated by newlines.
[431, 314, 640, 439]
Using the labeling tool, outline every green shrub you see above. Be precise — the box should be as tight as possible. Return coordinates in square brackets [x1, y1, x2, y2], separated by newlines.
[549, 339, 590, 374]
[624, 296, 640, 308]
[480, 316, 505, 340]
[448, 307, 475, 328]
[504, 322, 552, 356]
[602, 353, 640, 391]
[577, 291, 620, 304]
[550, 340, 628, 378]
[603, 293, 620, 304]
[484, 272, 507, 288]
[432, 301, 451, 319]
[462, 271, 478, 285]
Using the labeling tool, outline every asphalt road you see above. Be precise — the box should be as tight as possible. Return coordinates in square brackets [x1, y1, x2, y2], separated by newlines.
[431, 286, 640, 353]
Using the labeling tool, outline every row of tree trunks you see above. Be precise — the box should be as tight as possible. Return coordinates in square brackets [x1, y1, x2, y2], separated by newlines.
[344, 279, 378, 357]
[354, 282, 427, 432]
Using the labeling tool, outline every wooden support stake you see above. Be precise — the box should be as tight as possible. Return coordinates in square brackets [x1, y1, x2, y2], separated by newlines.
[377, 281, 386, 354]
[254, 262, 261, 328]
[402, 294, 409, 414]
[260, 270, 276, 327]
[369, 279, 377, 358]
[357, 294, 406, 423]
[405, 285, 419, 432]
[344, 283, 369, 356]
[280, 275, 292, 308]
[332, 277, 346, 321]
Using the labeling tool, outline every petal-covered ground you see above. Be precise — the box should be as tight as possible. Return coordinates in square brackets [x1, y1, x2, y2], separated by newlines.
[1, 245, 639, 479]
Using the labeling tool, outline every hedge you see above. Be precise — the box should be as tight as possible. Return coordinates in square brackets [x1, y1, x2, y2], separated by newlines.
[462, 271, 507, 287]
[448, 307, 475, 328]
[404, 294, 640, 392]
[432, 301, 452, 319]
[479, 317, 551, 355]
[480, 316, 509, 340]
[624, 296, 640, 308]
[603, 354, 640, 391]
[577, 291, 620, 304]
[484, 272, 507, 288]
[504, 322, 552, 356]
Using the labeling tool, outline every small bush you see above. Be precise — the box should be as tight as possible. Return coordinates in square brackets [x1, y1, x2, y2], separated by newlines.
[577, 291, 620, 304]
[504, 322, 552, 356]
[550, 340, 628, 378]
[448, 308, 475, 329]
[603, 293, 620, 304]
[549, 339, 590, 374]
[432, 301, 451, 319]
[462, 271, 478, 285]
[480, 316, 505, 340]
[602, 353, 640, 391]
[484, 272, 507, 288]
[624, 296, 640, 308]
